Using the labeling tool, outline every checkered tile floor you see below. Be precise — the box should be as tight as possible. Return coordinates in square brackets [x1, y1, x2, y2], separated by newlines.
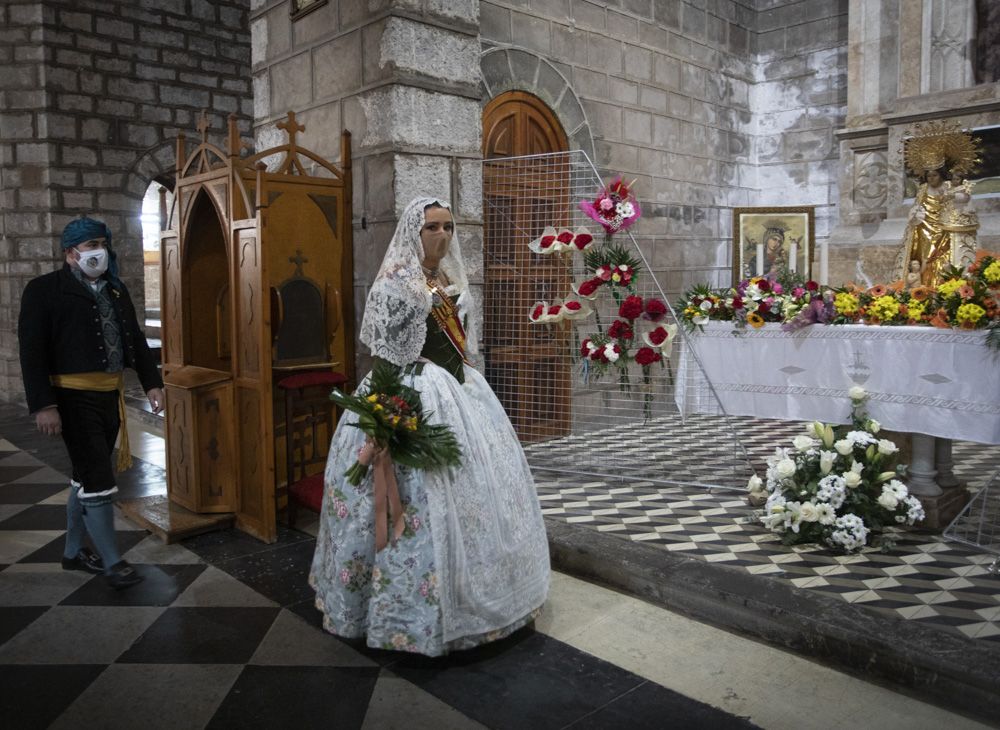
[534, 416, 1000, 642]
[0, 436, 755, 730]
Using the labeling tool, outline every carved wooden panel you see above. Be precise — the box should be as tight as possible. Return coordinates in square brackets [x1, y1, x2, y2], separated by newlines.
[238, 232, 261, 378]
[162, 236, 182, 367]
[195, 383, 235, 509]
[165, 392, 194, 508]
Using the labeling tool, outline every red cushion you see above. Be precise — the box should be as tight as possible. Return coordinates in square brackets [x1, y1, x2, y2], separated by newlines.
[288, 473, 324, 513]
[277, 371, 349, 390]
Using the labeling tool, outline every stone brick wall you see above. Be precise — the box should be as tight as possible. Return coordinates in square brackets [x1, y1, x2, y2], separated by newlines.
[481, 0, 758, 295]
[0, 0, 252, 403]
[751, 0, 848, 283]
[250, 0, 484, 375]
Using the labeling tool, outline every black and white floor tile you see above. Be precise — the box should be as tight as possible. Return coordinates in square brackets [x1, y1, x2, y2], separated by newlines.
[533, 416, 1000, 642]
[0, 437, 758, 730]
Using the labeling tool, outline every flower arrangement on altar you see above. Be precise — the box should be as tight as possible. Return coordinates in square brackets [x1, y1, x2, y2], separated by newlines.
[579, 176, 642, 236]
[748, 388, 925, 553]
[676, 249, 1000, 348]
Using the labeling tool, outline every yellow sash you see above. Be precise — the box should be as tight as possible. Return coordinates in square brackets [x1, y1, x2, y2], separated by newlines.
[50, 372, 131, 472]
[427, 284, 470, 364]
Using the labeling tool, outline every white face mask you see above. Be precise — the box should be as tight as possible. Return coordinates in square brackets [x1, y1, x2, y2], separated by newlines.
[76, 248, 109, 278]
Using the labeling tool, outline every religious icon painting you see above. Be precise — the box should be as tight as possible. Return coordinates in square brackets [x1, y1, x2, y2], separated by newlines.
[731, 206, 815, 286]
[290, 0, 328, 20]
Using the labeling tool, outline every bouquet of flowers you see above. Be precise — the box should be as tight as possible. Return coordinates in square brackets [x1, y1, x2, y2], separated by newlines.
[748, 388, 925, 553]
[330, 360, 462, 485]
[579, 175, 642, 236]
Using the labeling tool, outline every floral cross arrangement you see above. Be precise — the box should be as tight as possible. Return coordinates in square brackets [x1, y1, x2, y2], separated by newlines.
[748, 387, 925, 553]
[525, 176, 676, 420]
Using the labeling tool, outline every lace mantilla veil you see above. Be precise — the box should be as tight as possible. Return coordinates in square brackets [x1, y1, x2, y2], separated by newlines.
[359, 197, 478, 365]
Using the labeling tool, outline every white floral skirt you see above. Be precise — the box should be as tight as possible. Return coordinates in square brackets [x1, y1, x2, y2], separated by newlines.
[309, 362, 550, 656]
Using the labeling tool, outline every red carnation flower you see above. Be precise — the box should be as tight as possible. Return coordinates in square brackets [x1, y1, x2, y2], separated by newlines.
[644, 298, 667, 321]
[757, 301, 771, 314]
[596, 265, 613, 281]
[635, 347, 661, 366]
[732, 296, 744, 310]
[608, 319, 634, 340]
[578, 279, 602, 296]
[757, 280, 771, 292]
[547, 305, 562, 317]
[806, 280, 819, 291]
[556, 229, 574, 244]
[564, 300, 582, 312]
[531, 304, 545, 320]
[580, 338, 591, 357]
[619, 295, 644, 320]
[539, 233, 556, 249]
[648, 327, 668, 346]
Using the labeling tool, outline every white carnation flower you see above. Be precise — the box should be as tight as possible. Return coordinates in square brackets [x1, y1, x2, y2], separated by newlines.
[603, 343, 620, 363]
[843, 471, 862, 489]
[747, 474, 765, 495]
[846, 430, 877, 447]
[849, 386, 866, 400]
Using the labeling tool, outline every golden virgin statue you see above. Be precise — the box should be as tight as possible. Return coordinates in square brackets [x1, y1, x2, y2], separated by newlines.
[900, 121, 981, 286]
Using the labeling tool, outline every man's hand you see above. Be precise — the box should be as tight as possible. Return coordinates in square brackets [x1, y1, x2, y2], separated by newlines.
[147, 387, 165, 415]
[35, 406, 61, 436]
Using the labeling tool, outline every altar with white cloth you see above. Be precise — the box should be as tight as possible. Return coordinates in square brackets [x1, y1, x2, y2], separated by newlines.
[676, 322, 1000, 445]
[675, 322, 1000, 524]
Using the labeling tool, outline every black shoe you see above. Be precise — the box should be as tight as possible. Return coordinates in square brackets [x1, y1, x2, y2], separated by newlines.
[105, 561, 144, 590]
[61, 547, 104, 575]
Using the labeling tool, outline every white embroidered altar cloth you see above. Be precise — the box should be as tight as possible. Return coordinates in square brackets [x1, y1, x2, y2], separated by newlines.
[676, 323, 1000, 445]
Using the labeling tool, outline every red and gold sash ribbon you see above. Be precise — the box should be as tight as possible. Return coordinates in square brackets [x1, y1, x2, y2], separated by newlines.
[427, 284, 470, 364]
[357, 440, 406, 552]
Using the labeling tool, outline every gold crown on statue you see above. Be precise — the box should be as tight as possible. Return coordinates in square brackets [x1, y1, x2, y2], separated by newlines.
[902, 120, 981, 178]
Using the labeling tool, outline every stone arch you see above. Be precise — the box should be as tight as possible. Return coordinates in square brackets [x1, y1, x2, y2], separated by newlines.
[480, 47, 595, 162]
[115, 141, 177, 320]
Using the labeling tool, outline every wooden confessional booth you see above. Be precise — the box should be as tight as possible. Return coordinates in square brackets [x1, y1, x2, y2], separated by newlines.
[160, 113, 355, 543]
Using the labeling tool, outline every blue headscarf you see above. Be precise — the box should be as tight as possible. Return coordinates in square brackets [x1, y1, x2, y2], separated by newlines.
[61, 217, 120, 285]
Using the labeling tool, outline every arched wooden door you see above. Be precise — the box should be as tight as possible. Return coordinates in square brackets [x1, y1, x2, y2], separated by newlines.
[482, 91, 571, 443]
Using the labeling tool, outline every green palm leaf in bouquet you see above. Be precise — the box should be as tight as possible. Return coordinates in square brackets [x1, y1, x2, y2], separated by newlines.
[330, 360, 462, 485]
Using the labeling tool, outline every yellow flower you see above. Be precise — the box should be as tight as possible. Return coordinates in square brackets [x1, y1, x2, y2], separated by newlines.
[366, 394, 379, 403]
[834, 292, 859, 315]
[405, 417, 418, 431]
[611, 273, 621, 282]
[984, 260, 1000, 285]
[373, 403, 383, 412]
[869, 295, 900, 321]
[747, 312, 765, 328]
[937, 279, 963, 297]
[906, 300, 926, 320]
[390, 414, 401, 426]
[956, 302, 986, 325]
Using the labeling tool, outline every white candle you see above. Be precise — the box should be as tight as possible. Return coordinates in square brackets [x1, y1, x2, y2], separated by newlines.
[756, 243, 764, 276]
[789, 242, 798, 273]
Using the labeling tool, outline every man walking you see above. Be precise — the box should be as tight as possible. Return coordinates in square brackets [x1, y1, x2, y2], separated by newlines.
[18, 217, 164, 589]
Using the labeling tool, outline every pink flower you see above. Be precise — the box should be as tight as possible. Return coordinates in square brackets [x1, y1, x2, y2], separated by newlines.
[339, 568, 351, 585]
[772, 282, 783, 295]
[792, 287, 805, 298]
[337, 503, 348, 518]
[599, 197, 614, 211]
[596, 265, 613, 281]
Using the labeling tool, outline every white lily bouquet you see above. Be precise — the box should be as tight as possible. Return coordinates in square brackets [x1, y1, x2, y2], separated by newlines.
[748, 387, 925, 552]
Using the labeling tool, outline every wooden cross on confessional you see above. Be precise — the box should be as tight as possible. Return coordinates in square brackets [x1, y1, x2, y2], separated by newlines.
[277, 111, 305, 148]
[289, 249, 308, 277]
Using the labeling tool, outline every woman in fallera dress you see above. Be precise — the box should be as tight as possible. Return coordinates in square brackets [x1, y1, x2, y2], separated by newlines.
[309, 197, 550, 656]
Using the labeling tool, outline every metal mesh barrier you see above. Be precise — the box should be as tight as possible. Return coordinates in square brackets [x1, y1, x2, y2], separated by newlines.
[482, 150, 752, 490]
[944, 470, 1000, 574]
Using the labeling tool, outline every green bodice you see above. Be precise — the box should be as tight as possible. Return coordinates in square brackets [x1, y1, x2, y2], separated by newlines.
[421, 311, 465, 383]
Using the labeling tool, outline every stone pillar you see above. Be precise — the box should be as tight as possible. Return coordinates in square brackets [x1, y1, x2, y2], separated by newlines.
[251, 0, 483, 375]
